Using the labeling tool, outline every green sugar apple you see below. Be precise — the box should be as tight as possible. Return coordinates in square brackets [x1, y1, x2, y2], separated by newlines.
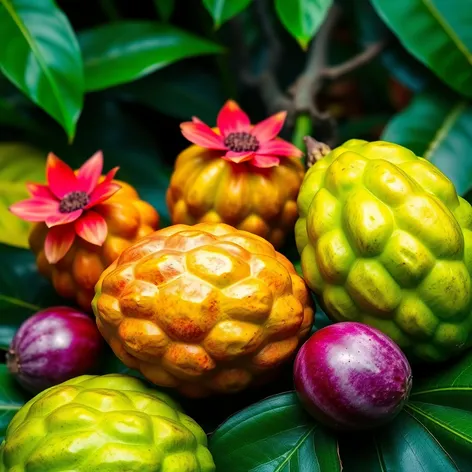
[0, 374, 215, 472]
[295, 139, 472, 362]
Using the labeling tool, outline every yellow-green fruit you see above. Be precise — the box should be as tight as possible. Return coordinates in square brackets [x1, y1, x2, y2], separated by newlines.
[296, 139, 472, 362]
[0, 374, 215, 472]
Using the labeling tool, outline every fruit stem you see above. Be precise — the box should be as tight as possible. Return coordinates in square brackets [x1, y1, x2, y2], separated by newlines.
[304, 136, 331, 168]
[5, 350, 19, 374]
[292, 113, 313, 159]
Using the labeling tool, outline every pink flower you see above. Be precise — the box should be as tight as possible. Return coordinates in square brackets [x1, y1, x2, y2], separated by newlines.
[10, 151, 121, 264]
[180, 100, 303, 168]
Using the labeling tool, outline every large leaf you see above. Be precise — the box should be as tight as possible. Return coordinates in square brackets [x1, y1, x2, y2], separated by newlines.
[0, 143, 47, 249]
[80, 21, 223, 91]
[371, 0, 472, 98]
[0, 244, 64, 349]
[275, 0, 333, 49]
[0, 364, 30, 441]
[209, 392, 342, 471]
[116, 64, 226, 123]
[0, 0, 84, 140]
[202, 0, 252, 28]
[382, 90, 472, 196]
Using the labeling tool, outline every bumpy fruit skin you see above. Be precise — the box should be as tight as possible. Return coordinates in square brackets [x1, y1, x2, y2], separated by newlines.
[0, 374, 215, 472]
[29, 179, 159, 311]
[296, 139, 472, 363]
[166, 143, 305, 249]
[92, 223, 314, 397]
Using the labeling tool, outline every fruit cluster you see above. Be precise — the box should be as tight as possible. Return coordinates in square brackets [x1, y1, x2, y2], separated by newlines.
[2, 100, 469, 471]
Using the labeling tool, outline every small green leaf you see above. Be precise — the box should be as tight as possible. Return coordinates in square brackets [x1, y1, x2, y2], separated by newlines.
[0, 244, 64, 349]
[80, 21, 224, 91]
[382, 90, 472, 196]
[154, 0, 175, 21]
[371, 0, 472, 98]
[202, 0, 252, 28]
[275, 0, 333, 49]
[209, 392, 341, 472]
[0, 0, 84, 140]
[0, 143, 47, 249]
[0, 364, 29, 441]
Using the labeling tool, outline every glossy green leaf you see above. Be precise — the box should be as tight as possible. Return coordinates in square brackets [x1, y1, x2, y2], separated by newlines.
[210, 392, 341, 472]
[382, 90, 472, 196]
[275, 0, 333, 49]
[0, 0, 84, 140]
[80, 21, 223, 91]
[116, 64, 225, 123]
[0, 364, 29, 441]
[371, 0, 472, 97]
[202, 0, 252, 28]
[0, 143, 46, 249]
[154, 0, 175, 21]
[340, 411, 459, 472]
[0, 244, 63, 349]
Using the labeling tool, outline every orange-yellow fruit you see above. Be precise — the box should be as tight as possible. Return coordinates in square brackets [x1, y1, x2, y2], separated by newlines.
[92, 223, 314, 397]
[29, 180, 159, 312]
[166, 145, 305, 249]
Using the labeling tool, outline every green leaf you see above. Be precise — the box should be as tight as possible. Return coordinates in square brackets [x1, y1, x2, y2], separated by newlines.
[209, 392, 342, 472]
[202, 0, 252, 28]
[154, 0, 175, 21]
[340, 411, 459, 472]
[0, 244, 64, 349]
[371, 0, 472, 98]
[80, 21, 223, 92]
[0, 143, 47, 249]
[275, 0, 333, 49]
[0, 0, 84, 140]
[381, 90, 472, 196]
[0, 364, 29, 441]
[116, 64, 225, 123]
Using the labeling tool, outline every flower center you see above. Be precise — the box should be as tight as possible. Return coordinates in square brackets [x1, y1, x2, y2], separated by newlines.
[224, 132, 259, 152]
[59, 191, 90, 213]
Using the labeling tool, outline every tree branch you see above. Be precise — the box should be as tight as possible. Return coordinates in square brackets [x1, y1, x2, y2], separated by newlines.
[321, 41, 385, 80]
[230, 0, 291, 113]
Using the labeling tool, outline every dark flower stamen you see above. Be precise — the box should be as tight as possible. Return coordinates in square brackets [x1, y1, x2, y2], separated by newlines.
[224, 132, 259, 152]
[59, 191, 90, 213]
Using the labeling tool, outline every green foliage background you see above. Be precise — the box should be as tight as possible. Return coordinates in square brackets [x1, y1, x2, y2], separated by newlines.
[1, 0, 472, 470]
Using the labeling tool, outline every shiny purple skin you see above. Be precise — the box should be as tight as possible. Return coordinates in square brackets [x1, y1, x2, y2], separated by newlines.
[6, 306, 103, 394]
[294, 322, 412, 431]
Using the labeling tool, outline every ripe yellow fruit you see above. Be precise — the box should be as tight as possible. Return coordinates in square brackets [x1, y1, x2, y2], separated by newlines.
[296, 139, 472, 362]
[92, 223, 314, 397]
[29, 180, 159, 311]
[166, 144, 305, 249]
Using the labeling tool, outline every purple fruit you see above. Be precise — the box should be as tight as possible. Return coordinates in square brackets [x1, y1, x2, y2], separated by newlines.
[6, 306, 103, 394]
[294, 322, 412, 431]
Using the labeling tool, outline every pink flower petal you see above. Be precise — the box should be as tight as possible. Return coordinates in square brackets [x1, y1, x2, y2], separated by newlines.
[180, 122, 226, 150]
[258, 139, 304, 158]
[86, 182, 121, 208]
[9, 198, 60, 222]
[44, 224, 76, 264]
[77, 151, 103, 194]
[251, 155, 280, 168]
[26, 183, 56, 199]
[217, 100, 251, 137]
[46, 209, 83, 227]
[46, 152, 79, 199]
[251, 111, 287, 142]
[75, 210, 108, 246]
[103, 166, 119, 183]
[222, 151, 254, 163]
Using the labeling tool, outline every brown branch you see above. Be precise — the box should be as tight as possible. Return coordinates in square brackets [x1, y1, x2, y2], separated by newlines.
[321, 41, 385, 79]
